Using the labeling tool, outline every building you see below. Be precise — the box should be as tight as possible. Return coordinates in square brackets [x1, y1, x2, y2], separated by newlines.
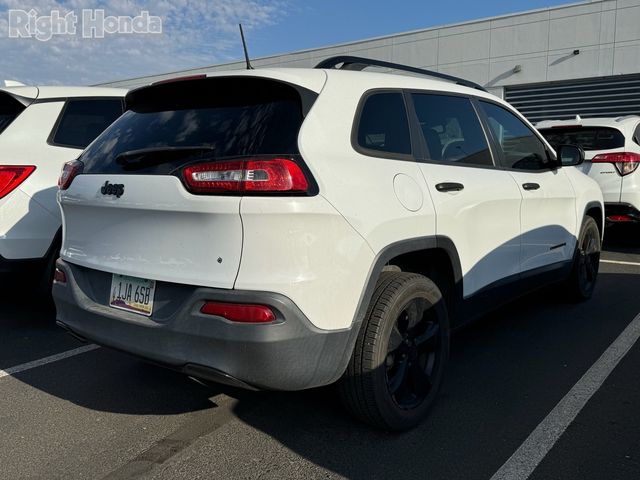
[100, 0, 640, 122]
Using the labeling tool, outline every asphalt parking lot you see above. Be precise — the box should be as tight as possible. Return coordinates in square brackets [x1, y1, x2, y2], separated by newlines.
[1, 225, 639, 480]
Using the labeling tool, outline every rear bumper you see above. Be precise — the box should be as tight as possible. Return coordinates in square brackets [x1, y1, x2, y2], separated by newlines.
[604, 203, 640, 223]
[52, 259, 359, 391]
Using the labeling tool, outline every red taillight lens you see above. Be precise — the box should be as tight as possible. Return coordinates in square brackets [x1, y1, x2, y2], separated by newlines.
[0, 165, 36, 199]
[58, 160, 84, 190]
[592, 152, 640, 176]
[200, 301, 276, 323]
[182, 157, 309, 195]
[53, 268, 67, 284]
[153, 74, 207, 85]
[607, 214, 633, 223]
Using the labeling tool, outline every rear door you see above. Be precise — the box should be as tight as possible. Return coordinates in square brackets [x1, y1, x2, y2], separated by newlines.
[478, 101, 576, 272]
[59, 76, 315, 289]
[409, 92, 523, 297]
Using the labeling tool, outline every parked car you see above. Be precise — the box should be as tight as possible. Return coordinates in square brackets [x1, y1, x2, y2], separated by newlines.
[0, 84, 127, 295]
[537, 115, 640, 224]
[53, 57, 603, 430]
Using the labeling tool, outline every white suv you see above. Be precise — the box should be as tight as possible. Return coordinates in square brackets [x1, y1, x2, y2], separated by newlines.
[0, 84, 126, 294]
[52, 57, 603, 430]
[537, 116, 640, 224]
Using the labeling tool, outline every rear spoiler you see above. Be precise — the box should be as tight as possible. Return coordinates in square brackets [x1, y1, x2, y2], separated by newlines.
[0, 85, 38, 106]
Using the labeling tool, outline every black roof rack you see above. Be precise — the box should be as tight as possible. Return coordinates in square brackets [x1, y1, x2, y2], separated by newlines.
[314, 56, 487, 92]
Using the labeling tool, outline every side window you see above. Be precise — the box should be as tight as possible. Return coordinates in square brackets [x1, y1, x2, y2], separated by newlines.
[356, 92, 412, 156]
[411, 93, 493, 166]
[479, 101, 551, 171]
[634, 124, 640, 147]
[51, 98, 124, 149]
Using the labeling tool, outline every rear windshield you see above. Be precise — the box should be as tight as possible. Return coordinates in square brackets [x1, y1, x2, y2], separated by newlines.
[81, 77, 314, 174]
[0, 92, 26, 135]
[538, 127, 625, 151]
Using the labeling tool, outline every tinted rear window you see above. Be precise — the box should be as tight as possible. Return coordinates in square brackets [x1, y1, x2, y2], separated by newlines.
[81, 77, 313, 174]
[356, 92, 412, 157]
[0, 92, 26, 135]
[538, 127, 625, 151]
[51, 98, 124, 149]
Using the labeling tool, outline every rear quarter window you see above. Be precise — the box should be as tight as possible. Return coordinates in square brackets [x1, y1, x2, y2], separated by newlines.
[0, 92, 26, 135]
[538, 127, 625, 151]
[50, 98, 124, 149]
[354, 91, 412, 158]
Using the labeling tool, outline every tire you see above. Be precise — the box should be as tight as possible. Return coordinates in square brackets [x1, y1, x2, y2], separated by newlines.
[34, 235, 61, 304]
[339, 271, 450, 431]
[566, 216, 601, 301]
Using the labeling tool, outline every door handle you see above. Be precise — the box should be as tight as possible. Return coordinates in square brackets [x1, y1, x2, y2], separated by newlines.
[522, 183, 540, 191]
[435, 182, 464, 192]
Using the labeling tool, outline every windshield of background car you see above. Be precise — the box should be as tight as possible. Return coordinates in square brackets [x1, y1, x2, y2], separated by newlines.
[538, 126, 625, 151]
[0, 92, 26, 135]
[80, 77, 314, 174]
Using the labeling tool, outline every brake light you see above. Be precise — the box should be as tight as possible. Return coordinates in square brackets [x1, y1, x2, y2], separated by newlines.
[0, 165, 36, 199]
[200, 301, 276, 323]
[182, 157, 309, 194]
[58, 160, 84, 190]
[153, 74, 207, 85]
[592, 152, 640, 176]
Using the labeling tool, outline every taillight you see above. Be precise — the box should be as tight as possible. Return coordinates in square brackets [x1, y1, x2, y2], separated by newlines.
[53, 268, 67, 284]
[58, 160, 84, 190]
[591, 152, 640, 176]
[0, 165, 36, 199]
[200, 301, 276, 323]
[607, 214, 633, 223]
[182, 157, 309, 195]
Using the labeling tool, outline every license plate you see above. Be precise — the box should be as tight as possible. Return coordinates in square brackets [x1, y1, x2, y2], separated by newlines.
[109, 274, 156, 316]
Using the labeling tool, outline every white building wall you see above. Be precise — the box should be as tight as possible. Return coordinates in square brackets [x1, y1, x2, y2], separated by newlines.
[99, 0, 640, 97]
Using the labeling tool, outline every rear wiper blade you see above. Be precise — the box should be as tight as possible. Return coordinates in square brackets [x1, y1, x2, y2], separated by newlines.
[115, 146, 215, 170]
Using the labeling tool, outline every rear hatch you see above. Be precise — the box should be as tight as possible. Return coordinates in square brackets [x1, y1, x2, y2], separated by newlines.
[539, 126, 625, 203]
[59, 75, 318, 289]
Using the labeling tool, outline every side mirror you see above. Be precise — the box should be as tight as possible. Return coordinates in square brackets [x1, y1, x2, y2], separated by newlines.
[556, 144, 585, 167]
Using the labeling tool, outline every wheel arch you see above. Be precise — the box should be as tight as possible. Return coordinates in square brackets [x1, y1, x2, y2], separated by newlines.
[583, 201, 604, 239]
[351, 236, 463, 330]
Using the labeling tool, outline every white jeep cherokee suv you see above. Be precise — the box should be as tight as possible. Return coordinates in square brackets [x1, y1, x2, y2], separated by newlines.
[53, 57, 603, 430]
[0, 84, 126, 294]
[537, 116, 640, 224]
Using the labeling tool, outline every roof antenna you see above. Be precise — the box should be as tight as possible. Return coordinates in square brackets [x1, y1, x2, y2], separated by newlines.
[239, 24, 253, 70]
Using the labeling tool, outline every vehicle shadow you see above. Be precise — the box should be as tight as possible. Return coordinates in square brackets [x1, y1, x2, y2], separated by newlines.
[5, 267, 639, 478]
[603, 223, 640, 254]
[223, 270, 640, 479]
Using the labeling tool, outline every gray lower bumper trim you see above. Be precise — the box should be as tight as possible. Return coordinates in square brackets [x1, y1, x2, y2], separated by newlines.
[53, 260, 360, 391]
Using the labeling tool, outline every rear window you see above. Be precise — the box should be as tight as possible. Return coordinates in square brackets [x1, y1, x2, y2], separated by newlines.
[538, 127, 625, 151]
[50, 98, 124, 149]
[81, 77, 314, 174]
[0, 92, 26, 135]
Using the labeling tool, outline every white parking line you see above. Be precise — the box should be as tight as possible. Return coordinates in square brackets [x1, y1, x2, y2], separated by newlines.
[490, 312, 640, 480]
[600, 259, 640, 267]
[0, 345, 100, 380]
